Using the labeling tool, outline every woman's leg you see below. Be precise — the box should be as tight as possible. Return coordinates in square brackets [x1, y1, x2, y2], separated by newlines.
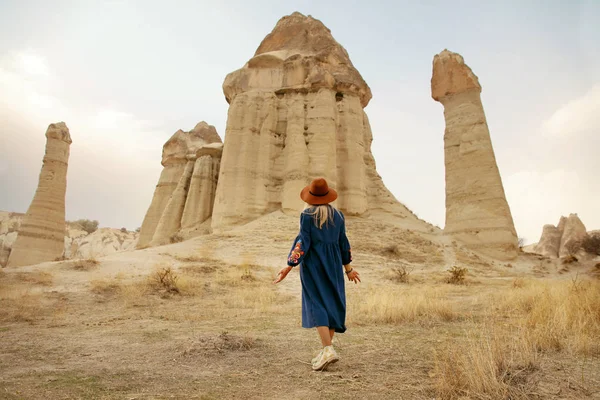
[329, 329, 335, 341]
[316, 326, 332, 346]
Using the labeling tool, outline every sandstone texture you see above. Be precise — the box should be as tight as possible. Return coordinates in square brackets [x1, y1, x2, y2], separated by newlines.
[70, 228, 138, 259]
[534, 224, 563, 258]
[431, 50, 518, 260]
[559, 214, 587, 257]
[534, 214, 588, 258]
[8, 123, 72, 266]
[212, 12, 410, 230]
[137, 122, 223, 248]
[0, 212, 139, 264]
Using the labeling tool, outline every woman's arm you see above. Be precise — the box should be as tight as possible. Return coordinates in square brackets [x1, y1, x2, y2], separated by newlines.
[274, 212, 312, 284]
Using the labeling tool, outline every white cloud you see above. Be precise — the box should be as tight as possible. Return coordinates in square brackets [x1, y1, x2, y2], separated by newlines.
[14, 52, 50, 76]
[542, 84, 600, 138]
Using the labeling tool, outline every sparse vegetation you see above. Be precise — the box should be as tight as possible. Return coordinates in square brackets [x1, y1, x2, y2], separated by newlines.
[170, 233, 184, 243]
[383, 244, 400, 257]
[581, 233, 600, 256]
[562, 254, 578, 264]
[120, 227, 127, 233]
[389, 265, 412, 283]
[149, 267, 180, 294]
[518, 237, 525, 249]
[446, 265, 468, 284]
[71, 219, 99, 234]
[350, 285, 459, 324]
[68, 257, 100, 271]
[15, 271, 53, 286]
[434, 326, 538, 399]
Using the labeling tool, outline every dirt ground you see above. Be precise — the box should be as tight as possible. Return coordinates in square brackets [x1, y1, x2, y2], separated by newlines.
[1, 213, 599, 399]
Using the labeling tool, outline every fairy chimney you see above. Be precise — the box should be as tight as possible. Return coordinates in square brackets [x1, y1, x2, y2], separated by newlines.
[431, 50, 518, 260]
[8, 122, 72, 266]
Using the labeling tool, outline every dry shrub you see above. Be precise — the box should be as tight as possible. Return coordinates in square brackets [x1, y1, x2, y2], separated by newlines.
[561, 254, 578, 264]
[434, 327, 538, 399]
[389, 265, 412, 284]
[183, 331, 258, 356]
[70, 219, 99, 234]
[497, 279, 600, 355]
[350, 285, 459, 324]
[15, 271, 53, 286]
[170, 233, 184, 243]
[69, 258, 100, 271]
[383, 244, 400, 257]
[581, 234, 600, 255]
[215, 262, 259, 287]
[149, 267, 180, 294]
[446, 265, 468, 284]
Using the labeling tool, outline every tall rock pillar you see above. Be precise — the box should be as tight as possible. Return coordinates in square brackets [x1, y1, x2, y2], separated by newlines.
[8, 122, 72, 266]
[431, 50, 518, 260]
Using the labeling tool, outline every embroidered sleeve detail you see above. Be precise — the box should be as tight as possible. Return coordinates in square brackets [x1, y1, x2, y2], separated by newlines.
[288, 240, 305, 265]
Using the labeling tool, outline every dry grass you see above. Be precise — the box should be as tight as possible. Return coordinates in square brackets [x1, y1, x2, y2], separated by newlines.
[434, 326, 538, 399]
[67, 257, 100, 271]
[90, 278, 122, 296]
[15, 271, 54, 286]
[349, 285, 460, 324]
[0, 282, 65, 323]
[496, 278, 600, 355]
[182, 331, 259, 356]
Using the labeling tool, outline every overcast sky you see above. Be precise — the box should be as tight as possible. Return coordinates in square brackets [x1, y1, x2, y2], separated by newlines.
[0, 0, 598, 244]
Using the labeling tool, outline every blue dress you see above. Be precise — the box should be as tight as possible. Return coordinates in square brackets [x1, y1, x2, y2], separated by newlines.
[287, 206, 353, 333]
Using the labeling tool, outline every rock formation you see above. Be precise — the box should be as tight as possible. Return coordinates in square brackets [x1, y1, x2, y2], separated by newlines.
[534, 223, 563, 258]
[1, 211, 139, 263]
[212, 12, 410, 230]
[431, 50, 518, 261]
[70, 228, 138, 259]
[137, 122, 223, 248]
[7, 123, 72, 267]
[534, 214, 588, 258]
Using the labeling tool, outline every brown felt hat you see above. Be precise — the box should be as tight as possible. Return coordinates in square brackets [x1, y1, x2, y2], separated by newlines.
[300, 178, 338, 205]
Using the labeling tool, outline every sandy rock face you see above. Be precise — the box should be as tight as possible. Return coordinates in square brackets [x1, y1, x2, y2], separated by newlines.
[431, 50, 518, 261]
[70, 228, 138, 259]
[534, 214, 588, 258]
[212, 12, 410, 230]
[534, 224, 563, 258]
[8, 123, 72, 267]
[559, 214, 587, 257]
[137, 122, 223, 248]
[0, 212, 139, 264]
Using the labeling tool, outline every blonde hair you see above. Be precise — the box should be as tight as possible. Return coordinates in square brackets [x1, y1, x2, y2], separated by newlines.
[304, 204, 340, 229]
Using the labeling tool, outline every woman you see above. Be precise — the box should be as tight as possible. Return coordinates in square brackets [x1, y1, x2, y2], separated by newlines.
[273, 178, 361, 371]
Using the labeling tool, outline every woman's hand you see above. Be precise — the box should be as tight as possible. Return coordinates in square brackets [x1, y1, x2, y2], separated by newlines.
[273, 266, 293, 284]
[346, 269, 361, 284]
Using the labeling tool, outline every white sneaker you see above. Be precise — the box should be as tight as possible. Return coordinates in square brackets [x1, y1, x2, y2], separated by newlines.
[311, 349, 323, 365]
[312, 345, 339, 371]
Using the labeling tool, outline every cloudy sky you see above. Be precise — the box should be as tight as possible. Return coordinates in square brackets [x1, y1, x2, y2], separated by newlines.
[0, 0, 598, 243]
